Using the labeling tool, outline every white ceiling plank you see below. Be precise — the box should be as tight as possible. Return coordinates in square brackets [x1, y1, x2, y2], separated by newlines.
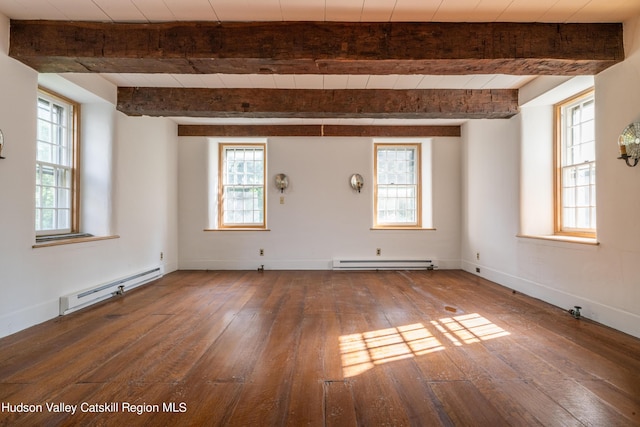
[99, 73, 137, 87]
[294, 75, 324, 89]
[198, 74, 227, 87]
[529, 0, 590, 22]
[415, 75, 445, 89]
[0, 0, 67, 19]
[464, 75, 496, 89]
[498, 0, 562, 22]
[0, 0, 635, 22]
[389, 0, 440, 21]
[360, 0, 397, 21]
[130, 0, 177, 21]
[161, 0, 218, 20]
[323, 75, 350, 90]
[324, 0, 365, 21]
[92, 0, 147, 22]
[278, 0, 326, 20]
[219, 74, 256, 88]
[137, 74, 182, 87]
[432, 0, 485, 22]
[345, 75, 370, 89]
[171, 74, 211, 88]
[248, 74, 278, 88]
[211, 0, 283, 21]
[45, 0, 110, 20]
[430, 75, 475, 89]
[393, 75, 425, 89]
[273, 75, 297, 89]
[470, 0, 515, 22]
[564, 0, 640, 22]
[243, 0, 283, 20]
[365, 75, 400, 89]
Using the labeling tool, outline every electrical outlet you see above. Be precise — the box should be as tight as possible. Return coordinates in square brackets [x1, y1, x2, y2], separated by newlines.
[160, 252, 164, 261]
[476, 252, 480, 260]
[376, 248, 381, 256]
[259, 249, 264, 256]
[475, 267, 480, 273]
[280, 196, 285, 204]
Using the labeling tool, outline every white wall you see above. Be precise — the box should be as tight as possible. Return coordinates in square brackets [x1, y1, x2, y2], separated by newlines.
[461, 14, 640, 338]
[178, 136, 462, 270]
[0, 15, 179, 338]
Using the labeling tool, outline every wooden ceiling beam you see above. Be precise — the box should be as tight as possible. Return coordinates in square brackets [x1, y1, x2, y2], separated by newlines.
[9, 21, 623, 75]
[177, 125, 461, 137]
[117, 87, 518, 119]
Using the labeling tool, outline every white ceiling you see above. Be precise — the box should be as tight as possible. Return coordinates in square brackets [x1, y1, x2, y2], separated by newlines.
[2, 0, 638, 23]
[2, 0, 638, 126]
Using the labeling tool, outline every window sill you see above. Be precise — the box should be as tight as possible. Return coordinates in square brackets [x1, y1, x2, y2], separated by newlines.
[33, 234, 120, 248]
[370, 227, 436, 231]
[517, 234, 599, 246]
[204, 228, 271, 232]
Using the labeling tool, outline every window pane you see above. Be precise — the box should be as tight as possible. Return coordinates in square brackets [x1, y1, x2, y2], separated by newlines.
[563, 208, 576, 228]
[375, 144, 420, 226]
[558, 92, 596, 234]
[36, 91, 77, 235]
[41, 186, 55, 208]
[58, 209, 70, 229]
[40, 209, 55, 230]
[220, 145, 265, 227]
[576, 208, 591, 228]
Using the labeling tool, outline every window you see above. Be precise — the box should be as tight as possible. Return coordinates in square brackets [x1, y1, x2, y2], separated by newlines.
[555, 90, 595, 237]
[218, 143, 266, 229]
[36, 89, 79, 236]
[374, 143, 421, 228]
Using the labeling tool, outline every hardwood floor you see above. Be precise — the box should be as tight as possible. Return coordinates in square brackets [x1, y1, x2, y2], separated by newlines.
[0, 270, 639, 426]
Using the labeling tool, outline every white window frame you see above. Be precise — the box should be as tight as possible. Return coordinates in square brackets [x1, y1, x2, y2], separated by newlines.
[36, 89, 79, 236]
[555, 89, 596, 238]
[218, 143, 266, 229]
[374, 143, 422, 228]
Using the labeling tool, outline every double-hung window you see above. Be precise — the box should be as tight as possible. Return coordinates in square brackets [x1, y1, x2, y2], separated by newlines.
[374, 143, 421, 228]
[218, 143, 266, 229]
[555, 90, 596, 237]
[36, 89, 79, 236]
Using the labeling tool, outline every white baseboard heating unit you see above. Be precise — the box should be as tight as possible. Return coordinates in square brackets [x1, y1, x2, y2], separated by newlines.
[59, 266, 164, 315]
[332, 259, 436, 270]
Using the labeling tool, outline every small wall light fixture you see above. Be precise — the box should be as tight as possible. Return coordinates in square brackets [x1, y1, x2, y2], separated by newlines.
[617, 122, 640, 167]
[0, 129, 5, 159]
[350, 173, 364, 193]
[275, 173, 289, 193]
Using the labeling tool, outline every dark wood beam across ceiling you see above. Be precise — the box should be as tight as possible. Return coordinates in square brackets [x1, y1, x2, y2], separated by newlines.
[177, 125, 461, 137]
[9, 21, 624, 75]
[117, 87, 518, 119]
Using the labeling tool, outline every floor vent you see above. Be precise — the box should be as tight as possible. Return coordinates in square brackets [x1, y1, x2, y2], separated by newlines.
[332, 259, 435, 270]
[59, 266, 164, 315]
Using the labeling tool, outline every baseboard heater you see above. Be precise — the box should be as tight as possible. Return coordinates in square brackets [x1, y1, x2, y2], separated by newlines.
[332, 259, 436, 270]
[59, 266, 164, 315]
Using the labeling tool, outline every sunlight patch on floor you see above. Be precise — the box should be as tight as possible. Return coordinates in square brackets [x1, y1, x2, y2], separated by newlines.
[340, 314, 510, 378]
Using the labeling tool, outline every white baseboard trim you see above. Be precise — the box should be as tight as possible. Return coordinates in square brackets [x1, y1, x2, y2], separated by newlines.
[179, 258, 461, 271]
[0, 298, 59, 339]
[461, 260, 640, 339]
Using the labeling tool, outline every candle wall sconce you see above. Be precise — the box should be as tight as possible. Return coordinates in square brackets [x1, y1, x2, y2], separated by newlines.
[617, 122, 640, 167]
[350, 173, 364, 193]
[275, 173, 289, 193]
[0, 129, 5, 159]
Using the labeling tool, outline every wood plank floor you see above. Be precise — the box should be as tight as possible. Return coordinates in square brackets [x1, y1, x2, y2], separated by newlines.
[0, 270, 639, 426]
